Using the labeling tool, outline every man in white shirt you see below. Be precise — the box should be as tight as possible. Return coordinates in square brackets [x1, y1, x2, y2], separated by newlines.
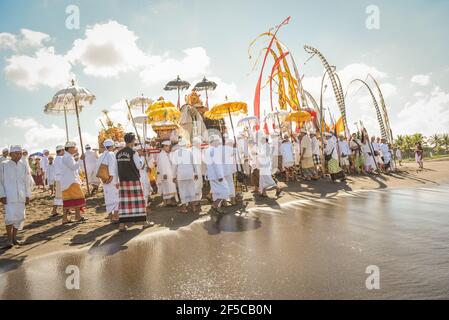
[156, 141, 177, 206]
[172, 139, 198, 213]
[299, 128, 318, 180]
[257, 133, 282, 198]
[136, 145, 153, 208]
[97, 139, 120, 223]
[0, 145, 32, 249]
[338, 134, 351, 173]
[222, 138, 237, 205]
[310, 131, 322, 176]
[41, 149, 50, 190]
[46, 155, 56, 196]
[61, 141, 86, 224]
[84, 144, 100, 194]
[205, 135, 229, 213]
[280, 134, 295, 181]
[51, 145, 64, 217]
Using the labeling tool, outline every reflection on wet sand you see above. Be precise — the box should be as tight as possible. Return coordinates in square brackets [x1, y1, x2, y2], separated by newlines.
[1, 185, 449, 299]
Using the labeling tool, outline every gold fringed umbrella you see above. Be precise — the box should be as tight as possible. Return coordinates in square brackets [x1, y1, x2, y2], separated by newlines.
[205, 100, 248, 140]
[286, 110, 312, 123]
[147, 107, 180, 124]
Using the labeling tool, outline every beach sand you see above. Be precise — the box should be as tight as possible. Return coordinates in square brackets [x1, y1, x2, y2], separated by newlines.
[1, 158, 448, 269]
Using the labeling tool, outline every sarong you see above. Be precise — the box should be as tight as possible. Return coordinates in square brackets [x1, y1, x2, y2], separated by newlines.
[54, 181, 63, 206]
[312, 154, 321, 166]
[327, 159, 342, 175]
[62, 183, 86, 209]
[118, 180, 147, 223]
[178, 179, 196, 204]
[210, 179, 229, 201]
[5, 203, 26, 230]
[259, 174, 277, 193]
[224, 175, 235, 198]
[103, 182, 119, 213]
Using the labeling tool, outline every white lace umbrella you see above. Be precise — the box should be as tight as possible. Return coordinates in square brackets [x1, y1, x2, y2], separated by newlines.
[48, 79, 95, 194]
[129, 95, 153, 139]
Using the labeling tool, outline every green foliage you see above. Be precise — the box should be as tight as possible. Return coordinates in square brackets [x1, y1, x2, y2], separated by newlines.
[395, 133, 449, 158]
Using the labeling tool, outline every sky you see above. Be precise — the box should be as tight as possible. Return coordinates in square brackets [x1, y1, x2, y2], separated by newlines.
[1, 0, 449, 152]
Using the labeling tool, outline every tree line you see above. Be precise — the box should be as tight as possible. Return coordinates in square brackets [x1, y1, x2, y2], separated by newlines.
[395, 133, 449, 159]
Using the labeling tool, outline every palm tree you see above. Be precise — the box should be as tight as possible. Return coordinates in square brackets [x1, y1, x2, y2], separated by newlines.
[441, 134, 449, 153]
[428, 134, 442, 153]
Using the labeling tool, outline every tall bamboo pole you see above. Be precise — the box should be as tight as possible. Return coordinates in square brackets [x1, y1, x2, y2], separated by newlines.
[74, 99, 90, 195]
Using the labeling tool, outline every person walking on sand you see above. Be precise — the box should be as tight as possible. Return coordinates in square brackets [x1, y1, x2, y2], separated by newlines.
[156, 140, 177, 207]
[204, 134, 229, 214]
[172, 138, 199, 213]
[83, 144, 100, 195]
[338, 134, 351, 174]
[324, 132, 346, 182]
[97, 139, 120, 223]
[257, 133, 282, 198]
[280, 134, 295, 182]
[395, 147, 403, 166]
[50, 145, 64, 217]
[310, 130, 322, 177]
[192, 137, 204, 211]
[46, 155, 56, 196]
[299, 128, 318, 181]
[223, 138, 238, 205]
[135, 145, 153, 208]
[415, 142, 424, 169]
[0, 145, 32, 250]
[60, 141, 86, 224]
[350, 133, 364, 174]
[116, 133, 153, 232]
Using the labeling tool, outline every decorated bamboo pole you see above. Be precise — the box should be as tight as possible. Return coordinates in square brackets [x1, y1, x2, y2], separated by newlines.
[304, 45, 348, 131]
[346, 79, 387, 140]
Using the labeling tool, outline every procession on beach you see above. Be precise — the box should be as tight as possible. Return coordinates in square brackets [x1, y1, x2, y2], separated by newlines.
[0, 17, 425, 250]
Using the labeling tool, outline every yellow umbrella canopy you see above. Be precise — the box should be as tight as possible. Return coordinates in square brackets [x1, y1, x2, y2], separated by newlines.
[146, 97, 176, 114]
[286, 110, 312, 123]
[147, 106, 180, 124]
[204, 101, 247, 120]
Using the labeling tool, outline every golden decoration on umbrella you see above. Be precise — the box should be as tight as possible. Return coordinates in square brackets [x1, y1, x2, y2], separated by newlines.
[146, 97, 176, 114]
[204, 101, 248, 120]
[286, 110, 312, 123]
[147, 107, 180, 124]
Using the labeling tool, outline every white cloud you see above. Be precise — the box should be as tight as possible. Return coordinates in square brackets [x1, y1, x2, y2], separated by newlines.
[4, 47, 73, 90]
[0, 33, 17, 50]
[4, 117, 66, 152]
[139, 47, 210, 85]
[411, 74, 431, 86]
[395, 86, 449, 135]
[0, 29, 50, 51]
[3, 117, 99, 153]
[67, 20, 148, 77]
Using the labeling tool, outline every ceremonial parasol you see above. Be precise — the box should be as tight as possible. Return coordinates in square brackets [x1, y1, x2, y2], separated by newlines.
[129, 95, 153, 139]
[286, 110, 312, 123]
[146, 97, 176, 113]
[147, 107, 180, 124]
[48, 79, 95, 194]
[265, 110, 289, 132]
[44, 101, 84, 142]
[193, 76, 217, 109]
[237, 116, 259, 128]
[164, 76, 190, 109]
[205, 100, 247, 141]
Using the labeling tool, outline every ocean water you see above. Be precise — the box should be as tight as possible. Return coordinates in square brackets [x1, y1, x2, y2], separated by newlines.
[1, 185, 449, 299]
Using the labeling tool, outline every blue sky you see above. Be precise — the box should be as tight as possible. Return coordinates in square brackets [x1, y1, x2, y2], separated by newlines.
[1, 0, 449, 152]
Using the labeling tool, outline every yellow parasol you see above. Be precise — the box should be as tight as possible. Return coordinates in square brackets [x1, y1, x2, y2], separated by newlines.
[147, 107, 180, 124]
[286, 110, 312, 123]
[205, 101, 248, 120]
[146, 97, 176, 114]
[205, 100, 248, 141]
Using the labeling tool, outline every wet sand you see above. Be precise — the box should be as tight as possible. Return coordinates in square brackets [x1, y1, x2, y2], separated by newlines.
[1, 182, 449, 299]
[1, 158, 449, 298]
